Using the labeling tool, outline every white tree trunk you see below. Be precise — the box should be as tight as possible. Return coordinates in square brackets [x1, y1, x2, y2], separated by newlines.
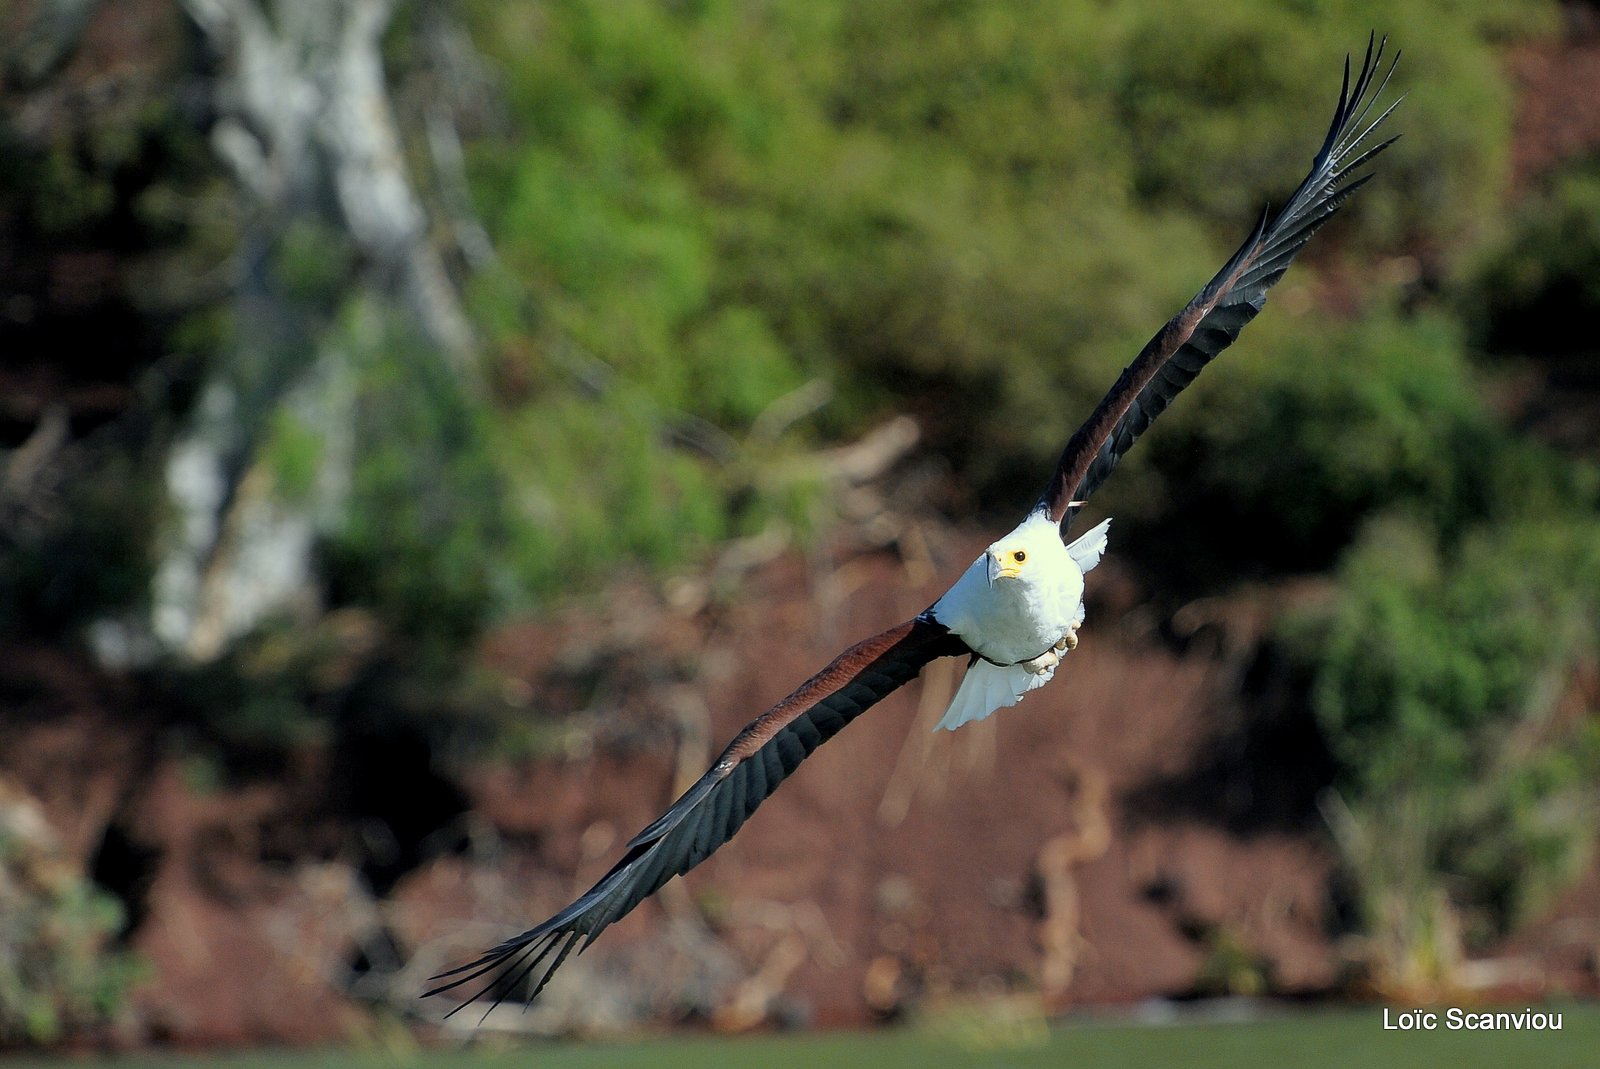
[101, 0, 477, 664]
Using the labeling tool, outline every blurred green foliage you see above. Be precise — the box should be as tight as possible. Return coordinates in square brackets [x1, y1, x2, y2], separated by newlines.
[1316, 518, 1600, 795]
[1192, 925, 1273, 998]
[459, 0, 1550, 570]
[1252, 146, 1600, 988]
[1297, 513, 1600, 989]
[0, 450, 164, 638]
[1121, 310, 1597, 587]
[324, 299, 506, 663]
[0, 75, 211, 639]
[1465, 155, 1600, 356]
[0, 790, 140, 1045]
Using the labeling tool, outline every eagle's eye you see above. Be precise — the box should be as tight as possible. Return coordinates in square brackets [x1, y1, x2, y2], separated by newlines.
[1013, 550, 1027, 564]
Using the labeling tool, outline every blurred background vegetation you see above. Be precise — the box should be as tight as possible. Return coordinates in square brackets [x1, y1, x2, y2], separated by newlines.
[2, 0, 1599, 1049]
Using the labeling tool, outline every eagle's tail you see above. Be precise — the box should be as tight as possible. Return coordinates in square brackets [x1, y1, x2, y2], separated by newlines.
[935, 657, 1051, 732]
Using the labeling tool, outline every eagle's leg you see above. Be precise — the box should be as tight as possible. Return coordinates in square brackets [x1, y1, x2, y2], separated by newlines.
[1023, 647, 1062, 676]
[1025, 623, 1084, 676]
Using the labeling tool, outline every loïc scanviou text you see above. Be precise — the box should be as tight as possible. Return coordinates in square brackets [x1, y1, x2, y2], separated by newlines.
[1383, 1007, 1563, 1031]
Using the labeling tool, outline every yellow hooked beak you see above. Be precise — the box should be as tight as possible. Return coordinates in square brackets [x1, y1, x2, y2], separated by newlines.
[987, 548, 1027, 583]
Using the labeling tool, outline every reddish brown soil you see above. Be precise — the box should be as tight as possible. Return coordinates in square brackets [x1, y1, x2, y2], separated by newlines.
[5, 515, 1583, 1045]
[408, 526, 1340, 1029]
[0, 523, 1346, 1043]
[1510, 6, 1600, 188]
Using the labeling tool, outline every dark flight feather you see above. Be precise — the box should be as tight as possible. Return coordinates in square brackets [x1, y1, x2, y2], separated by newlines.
[423, 617, 966, 1018]
[1039, 33, 1401, 528]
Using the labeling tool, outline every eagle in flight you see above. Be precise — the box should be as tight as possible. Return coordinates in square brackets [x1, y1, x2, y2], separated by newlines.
[427, 35, 1401, 1017]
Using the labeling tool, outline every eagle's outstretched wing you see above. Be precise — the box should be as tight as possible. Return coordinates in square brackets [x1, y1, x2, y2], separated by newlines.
[1039, 33, 1401, 529]
[424, 617, 966, 1017]
[426, 37, 1399, 1019]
